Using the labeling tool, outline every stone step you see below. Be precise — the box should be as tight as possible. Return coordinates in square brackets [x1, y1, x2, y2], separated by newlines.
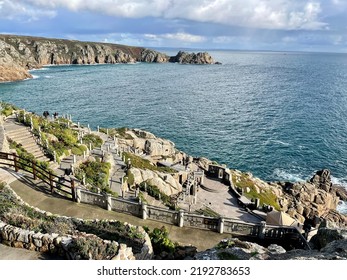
[9, 135, 35, 143]
[4, 128, 30, 137]
[25, 146, 43, 154]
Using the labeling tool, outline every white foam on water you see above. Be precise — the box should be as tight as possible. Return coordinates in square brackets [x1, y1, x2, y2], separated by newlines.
[270, 140, 291, 146]
[272, 168, 305, 182]
[44, 75, 52, 78]
[331, 176, 347, 215]
[331, 176, 347, 188]
[337, 201, 347, 214]
[31, 75, 39, 79]
[30, 67, 49, 71]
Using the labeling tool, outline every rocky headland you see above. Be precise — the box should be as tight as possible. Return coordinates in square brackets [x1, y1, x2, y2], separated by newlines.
[0, 34, 219, 82]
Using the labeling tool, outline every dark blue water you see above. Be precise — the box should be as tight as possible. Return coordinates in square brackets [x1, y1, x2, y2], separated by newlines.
[1, 51, 347, 187]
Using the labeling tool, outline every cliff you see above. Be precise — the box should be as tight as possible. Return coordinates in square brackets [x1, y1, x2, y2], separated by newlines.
[0, 34, 218, 82]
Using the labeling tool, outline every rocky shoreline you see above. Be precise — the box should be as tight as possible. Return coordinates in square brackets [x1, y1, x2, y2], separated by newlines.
[1, 100, 347, 259]
[0, 34, 219, 83]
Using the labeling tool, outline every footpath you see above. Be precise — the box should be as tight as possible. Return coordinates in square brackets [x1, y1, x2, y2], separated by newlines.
[0, 168, 230, 260]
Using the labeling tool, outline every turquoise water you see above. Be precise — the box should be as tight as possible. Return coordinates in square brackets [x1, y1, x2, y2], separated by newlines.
[1, 50, 347, 188]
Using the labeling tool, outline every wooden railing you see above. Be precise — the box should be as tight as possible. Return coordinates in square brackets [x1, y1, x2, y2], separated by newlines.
[0, 152, 75, 200]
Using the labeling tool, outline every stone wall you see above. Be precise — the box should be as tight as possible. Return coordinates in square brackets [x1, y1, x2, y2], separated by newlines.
[147, 205, 178, 224]
[76, 186, 263, 235]
[0, 220, 151, 260]
[79, 189, 108, 209]
[111, 197, 142, 216]
[0, 185, 153, 260]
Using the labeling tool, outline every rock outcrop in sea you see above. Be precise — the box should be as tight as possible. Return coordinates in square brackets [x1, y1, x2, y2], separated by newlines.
[0, 34, 220, 82]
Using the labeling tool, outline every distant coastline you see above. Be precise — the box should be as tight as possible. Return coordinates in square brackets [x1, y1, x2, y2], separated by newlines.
[0, 34, 218, 83]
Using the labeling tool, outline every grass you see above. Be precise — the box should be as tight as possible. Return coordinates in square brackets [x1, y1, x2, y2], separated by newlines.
[124, 152, 177, 174]
[0, 102, 17, 117]
[195, 206, 220, 217]
[232, 172, 280, 210]
[100, 127, 134, 139]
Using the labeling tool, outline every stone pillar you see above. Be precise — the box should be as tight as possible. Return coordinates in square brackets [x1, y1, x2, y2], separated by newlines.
[78, 122, 80, 128]
[76, 187, 81, 203]
[73, 155, 76, 164]
[218, 217, 225, 234]
[258, 221, 266, 239]
[53, 151, 57, 163]
[83, 151, 86, 159]
[178, 210, 184, 227]
[106, 194, 112, 211]
[142, 202, 148, 220]
[89, 143, 92, 151]
[97, 125, 100, 132]
[106, 128, 109, 136]
[255, 198, 260, 209]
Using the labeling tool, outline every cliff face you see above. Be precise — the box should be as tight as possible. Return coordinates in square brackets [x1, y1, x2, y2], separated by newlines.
[0, 35, 218, 82]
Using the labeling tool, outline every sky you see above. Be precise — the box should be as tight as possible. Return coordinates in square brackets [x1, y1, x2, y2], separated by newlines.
[0, 0, 346, 52]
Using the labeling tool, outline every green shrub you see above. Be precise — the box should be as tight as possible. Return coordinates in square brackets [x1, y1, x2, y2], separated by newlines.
[82, 134, 103, 149]
[149, 226, 176, 254]
[75, 160, 111, 191]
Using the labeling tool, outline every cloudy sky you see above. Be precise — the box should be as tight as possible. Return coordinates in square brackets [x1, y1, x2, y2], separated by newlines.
[0, 0, 346, 52]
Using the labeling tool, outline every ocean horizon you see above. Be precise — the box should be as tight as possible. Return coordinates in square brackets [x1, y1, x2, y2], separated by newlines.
[1, 49, 347, 213]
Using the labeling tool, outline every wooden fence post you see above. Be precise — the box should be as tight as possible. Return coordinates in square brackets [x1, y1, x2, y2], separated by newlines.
[32, 161, 37, 180]
[13, 153, 19, 172]
[49, 173, 54, 193]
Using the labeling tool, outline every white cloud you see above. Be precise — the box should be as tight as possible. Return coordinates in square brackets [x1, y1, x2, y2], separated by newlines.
[143, 32, 206, 47]
[161, 32, 206, 43]
[4, 0, 329, 31]
[0, 0, 56, 21]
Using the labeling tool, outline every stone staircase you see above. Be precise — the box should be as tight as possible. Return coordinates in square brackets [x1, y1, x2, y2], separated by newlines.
[3, 116, 51, 162]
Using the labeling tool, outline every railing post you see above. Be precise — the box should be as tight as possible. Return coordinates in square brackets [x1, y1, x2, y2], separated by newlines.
[142, 202, 148, 220]
[32, 161, 37, 180]
[178, 210, 184, 227]
[258, 221, 266, 240]
[49, 173, 54, 193]
[71, 179, 75, 201]
[13, 153, 19, 172]
[218, 217, 225, 234]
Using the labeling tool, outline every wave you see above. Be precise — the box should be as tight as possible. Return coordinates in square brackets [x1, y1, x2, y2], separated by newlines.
[44, 75, 52, 79]
[337, 201, 347, 214]
[269, 140, 291, 146]
[331, 176, 347, 189]
[31, 75, 40, 79]
[272, 168, 305, 182]
[30, 67, 49, 71]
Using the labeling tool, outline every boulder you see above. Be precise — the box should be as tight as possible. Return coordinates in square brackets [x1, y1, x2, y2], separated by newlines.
[310, 169, 332, 192]
[129, 167, 182, 196]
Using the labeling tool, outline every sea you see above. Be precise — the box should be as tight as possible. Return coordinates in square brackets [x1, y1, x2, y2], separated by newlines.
[1, 49, 347, 213]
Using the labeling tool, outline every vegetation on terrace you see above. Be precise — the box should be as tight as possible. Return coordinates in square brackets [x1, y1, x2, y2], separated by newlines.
[231, 172, 280, 210]
[75, 159, 115, 195]
[123, 152, 177, 174]
[15, 110, 102, 161]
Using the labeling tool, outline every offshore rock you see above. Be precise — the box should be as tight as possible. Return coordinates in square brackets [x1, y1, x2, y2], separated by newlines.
[169, 51, 216, 64]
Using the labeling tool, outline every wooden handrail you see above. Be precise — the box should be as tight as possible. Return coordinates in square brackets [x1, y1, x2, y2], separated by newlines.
[0, 151, 76, 200]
